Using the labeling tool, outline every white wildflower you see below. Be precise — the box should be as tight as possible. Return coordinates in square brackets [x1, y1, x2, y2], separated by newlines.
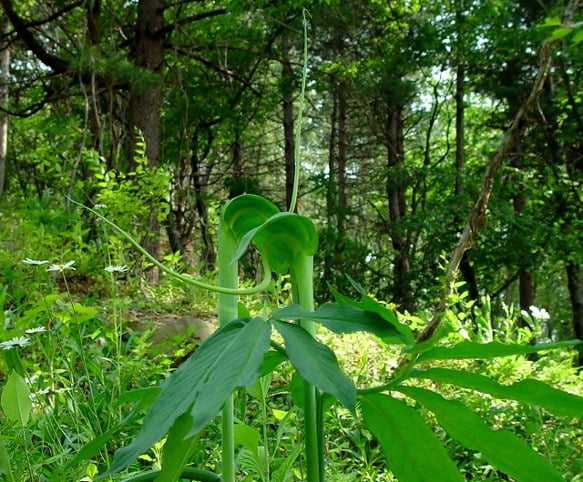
[529, 306, 550, 321]
[104, 265, 128, 273]
[22, 258, 49, 266]
[93, 203, 107, 209]
[25, 326, 46, 334]
[0, 336, 31, 350]
[46, 260, 76, 272]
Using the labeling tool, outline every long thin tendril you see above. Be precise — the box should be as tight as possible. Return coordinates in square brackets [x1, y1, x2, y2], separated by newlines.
[67, 196, 271, 295]
[288, 9, 310, 213]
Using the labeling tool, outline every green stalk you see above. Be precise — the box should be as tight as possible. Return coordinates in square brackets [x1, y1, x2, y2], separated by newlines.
[217, 221, 238, 482]
[291, 256, 321, 482]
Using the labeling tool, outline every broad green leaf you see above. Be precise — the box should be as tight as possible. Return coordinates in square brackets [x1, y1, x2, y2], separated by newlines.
[409, 368, 583, 418]
[107, 317, 270, 475]
[1, 371, 32, 427]
[234, 212, 318, 273]
[272, 303, 412, 344]
[359, 393, 463, 482]
[157, 412, 200, 482]
[328, 285, 414, 341]
[259, 350, 287, 377]
[398, 387, 564, 482]
[548, 27, 572, 41]
[274, 320, 356, 412]
[415, 339, 581, 363]
[539, 16, 562, 27]
[572, 29, 583, 44]
[237, 448, 267, 482]
[234, 423, 262, 453]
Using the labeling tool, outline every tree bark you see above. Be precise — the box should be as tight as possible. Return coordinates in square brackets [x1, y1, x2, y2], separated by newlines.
[386, 100, 412, 312]
[0, 20, 9, 197]
[511, 159, 536, 330]
[128, 0, 165, 283]
[566, 261, 583, 366]
[337, 83, 348, 232]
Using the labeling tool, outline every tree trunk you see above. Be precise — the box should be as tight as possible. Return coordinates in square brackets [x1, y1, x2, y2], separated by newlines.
[453, 0, 480, 306]
[337, 83, 348, 232]
[0, 20, 9, 197]
[128, 0, 165, 283]
[511, 156, 536, 330]
[566, 261, 583, 366]
[386, 100, 412, 312]
[281, 32, 295, 210]
[129, 0, 164, 170]
[326, 89, 338, 227]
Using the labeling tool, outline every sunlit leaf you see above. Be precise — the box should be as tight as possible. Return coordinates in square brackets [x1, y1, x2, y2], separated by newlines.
[1, 371, 31, 427]
[398, 387, 564, 482]
[274, 320, 356, 412]
[106, 317, 270, 475]
[409, 368, 583, 418]
[415, 339, 581, 363]
[360, 392, 463, 482]
[272, 303, 412, 343]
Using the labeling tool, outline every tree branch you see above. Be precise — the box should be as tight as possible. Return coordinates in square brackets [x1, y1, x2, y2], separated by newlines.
[415, 22, 570, 345]
[0, 0, 70, 73]
[159, 8, 227, 36]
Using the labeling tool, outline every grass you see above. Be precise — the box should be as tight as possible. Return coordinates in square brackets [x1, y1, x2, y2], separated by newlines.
[1, 199, 582, 481]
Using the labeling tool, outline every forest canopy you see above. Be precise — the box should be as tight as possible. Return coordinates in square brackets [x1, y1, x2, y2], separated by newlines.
[0, 0, 581, 348]
[1, 1, 583, 481]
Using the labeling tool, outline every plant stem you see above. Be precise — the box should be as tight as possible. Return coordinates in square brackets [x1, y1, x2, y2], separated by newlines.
[217, 221, 238, 482]
[291, 256, 322, 481]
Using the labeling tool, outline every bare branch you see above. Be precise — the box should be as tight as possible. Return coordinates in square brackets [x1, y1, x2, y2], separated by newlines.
[1, 0, 70, 73]
[415, 21, 570, 345]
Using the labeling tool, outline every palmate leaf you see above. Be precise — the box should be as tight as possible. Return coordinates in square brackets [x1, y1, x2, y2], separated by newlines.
[274, 320, 356, 412]
[272, 303, 413, 344]
[328, 284, 414, 342]
[415, 339, 581, 363]
[409, 368, 583, 419]
[398, 386, 564, 482]
[359, 392, 463, 482]
[106, 317, 270, 476]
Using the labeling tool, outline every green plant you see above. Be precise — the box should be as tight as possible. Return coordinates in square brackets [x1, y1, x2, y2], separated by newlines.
[66, 189, 582, 482]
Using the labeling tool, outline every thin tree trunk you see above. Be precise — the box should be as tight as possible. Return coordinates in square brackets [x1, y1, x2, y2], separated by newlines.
[454, 0, 479, 305]
[566, 260, 583, 366]
[0, 20, 9, 197]
[326, 89, 338, 227]
[281, 32, 295, 209]
[128, 0, 165, 283]
[129, 0, 164, 170]
[386, 100, 412, 312]
[512, 167, 535, 330]
[337, 83, 348, 232]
